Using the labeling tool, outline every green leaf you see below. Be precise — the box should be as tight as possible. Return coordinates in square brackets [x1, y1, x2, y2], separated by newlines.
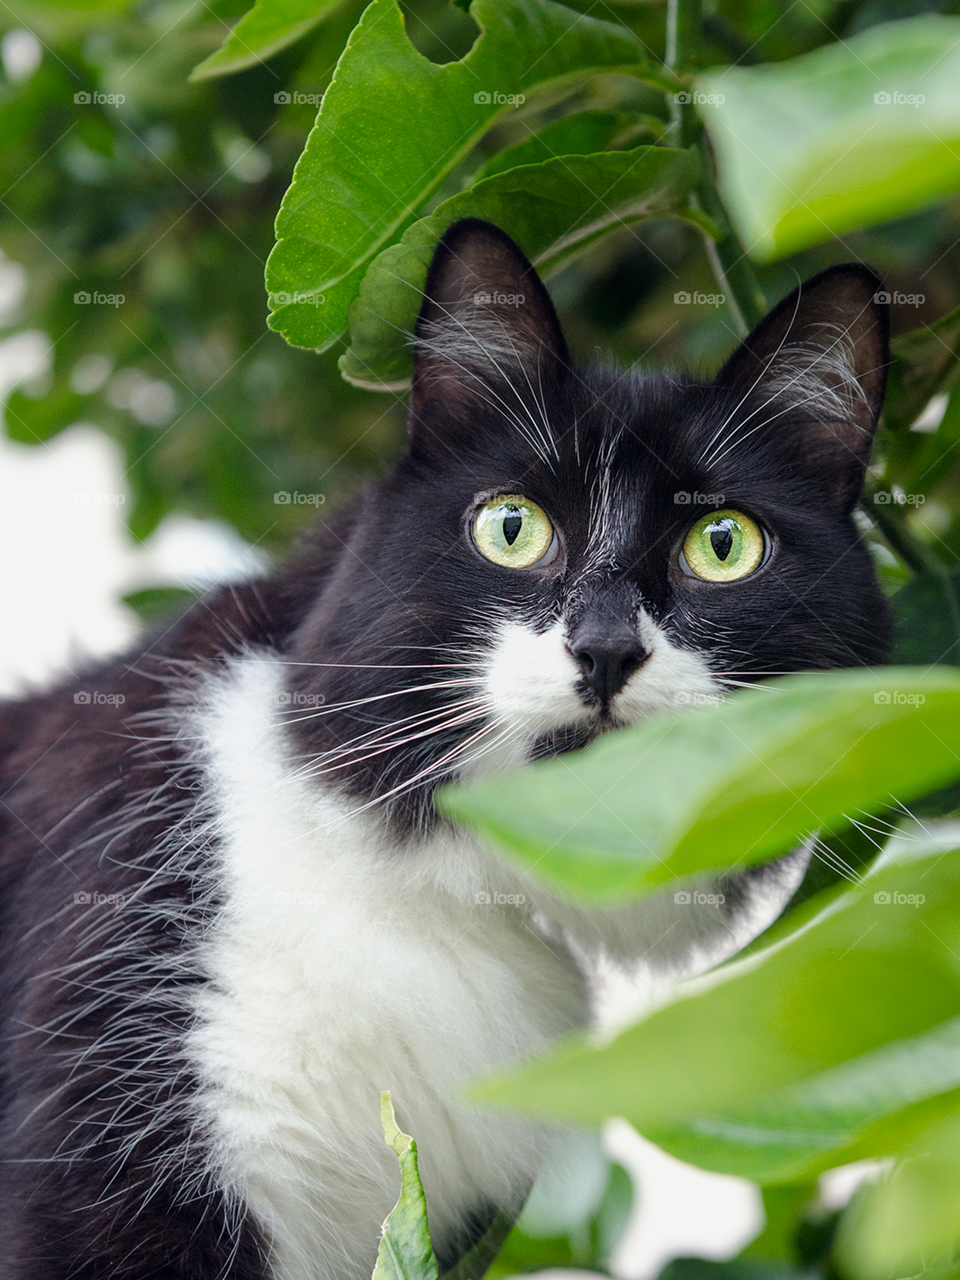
[374, 1092, 439, 1280]
[191, 0, 346, 80]
[470, 110, 634, 182]
[467, 850, 960, 1177]
[884, 304, 960, 435]
[439, 668, 960, 905]
[4, 384, 86, 444]
[837, 1107, 960, 1279]
[265, 0, 651, 351]
[891, 567, 960, 666]
[697, 16, 960, 261]
[340, 145, 699, 388]
[121, 587, 200, 629]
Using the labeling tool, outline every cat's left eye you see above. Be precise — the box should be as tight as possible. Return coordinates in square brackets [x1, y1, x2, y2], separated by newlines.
[471, 495, 558, 569]
[680, 509, 767, 582]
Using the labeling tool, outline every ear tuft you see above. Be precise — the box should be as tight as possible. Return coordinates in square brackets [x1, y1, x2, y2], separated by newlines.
[411, 219, 569, 416]
[716, 264, 889, 508]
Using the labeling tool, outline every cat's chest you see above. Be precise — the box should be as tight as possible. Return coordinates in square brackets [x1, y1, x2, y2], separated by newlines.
[187, 654, 588, 1280]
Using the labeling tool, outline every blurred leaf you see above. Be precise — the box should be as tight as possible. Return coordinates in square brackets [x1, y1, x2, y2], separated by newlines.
[374, 1092, 438, 1280]
[698, 17, 960, 261]
[341, 145, 699, 387]
[4, 384, 86, 444]
[440, 668, 960, 905]
[891, 567, 960, 666]
[468, 850, 960, 1180]
[121, 587, 200, 628]
[837, 1110, 960, 1280]
[265, 0, 651, 350]
[885, 305, 960, 435]
[191, 0, 345, 80]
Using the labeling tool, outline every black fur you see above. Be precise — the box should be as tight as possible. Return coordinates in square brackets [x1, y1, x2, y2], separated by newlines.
[0, 219, 890, 1276]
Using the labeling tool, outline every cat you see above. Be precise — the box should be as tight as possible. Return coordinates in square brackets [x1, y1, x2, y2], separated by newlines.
[0, 218, 890, 1280]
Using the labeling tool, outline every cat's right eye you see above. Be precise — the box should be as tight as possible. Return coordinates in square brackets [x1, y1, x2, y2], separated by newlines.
[471, 495, 558, 569]
[680, 509, 767, 582]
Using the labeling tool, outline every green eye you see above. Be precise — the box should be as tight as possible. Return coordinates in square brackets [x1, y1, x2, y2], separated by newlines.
[681, 509, 766, 582]
[472, 495, 556, 569]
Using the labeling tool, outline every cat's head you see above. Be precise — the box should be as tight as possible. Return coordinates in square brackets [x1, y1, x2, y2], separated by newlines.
[284, 219, 890, 828]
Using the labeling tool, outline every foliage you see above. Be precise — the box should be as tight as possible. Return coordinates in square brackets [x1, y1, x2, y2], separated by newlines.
[5, 0, 960, 1279]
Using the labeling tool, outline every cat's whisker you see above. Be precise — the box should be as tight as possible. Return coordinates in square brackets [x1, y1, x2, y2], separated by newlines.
[273, 676, 485, 727]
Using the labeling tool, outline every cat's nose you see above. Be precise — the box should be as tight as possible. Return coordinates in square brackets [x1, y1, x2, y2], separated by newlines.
[568, 625, 649, 708]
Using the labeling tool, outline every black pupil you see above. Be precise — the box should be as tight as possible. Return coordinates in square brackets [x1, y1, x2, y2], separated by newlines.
[502, 510, 523, 546]
[709, 522, 734, 561]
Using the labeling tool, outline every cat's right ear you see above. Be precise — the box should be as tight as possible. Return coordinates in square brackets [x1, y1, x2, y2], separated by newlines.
[409, 219, 569, 429]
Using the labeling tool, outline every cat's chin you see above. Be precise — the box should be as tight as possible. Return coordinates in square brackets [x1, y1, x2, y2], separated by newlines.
[527, 717, 620, 761]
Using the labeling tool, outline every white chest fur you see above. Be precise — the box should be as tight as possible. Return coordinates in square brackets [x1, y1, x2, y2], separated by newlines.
[189, 656, 591, 1280]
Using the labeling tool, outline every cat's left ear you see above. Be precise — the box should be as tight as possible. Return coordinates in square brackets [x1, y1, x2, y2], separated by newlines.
[715, 265, 889, 509]
[410, 219, 569, 425]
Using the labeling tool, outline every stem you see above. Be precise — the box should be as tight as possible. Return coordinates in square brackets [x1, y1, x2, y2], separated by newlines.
[665, 0, 700, 147]
[695, 138, 766, 334]
[862, 476, 945, 574]
[663, 2, 766, 332]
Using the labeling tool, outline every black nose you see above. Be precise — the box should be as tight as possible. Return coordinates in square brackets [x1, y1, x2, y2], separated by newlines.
[568, 624, 648, 708]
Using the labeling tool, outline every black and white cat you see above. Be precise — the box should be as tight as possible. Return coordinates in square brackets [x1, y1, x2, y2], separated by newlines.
[0, 219, 889, 1279]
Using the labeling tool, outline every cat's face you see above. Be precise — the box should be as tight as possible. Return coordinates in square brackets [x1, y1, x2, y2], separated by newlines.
[284, 220, 890, 828]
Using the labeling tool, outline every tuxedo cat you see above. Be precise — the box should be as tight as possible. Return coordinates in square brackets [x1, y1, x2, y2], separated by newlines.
[0, 219, 889, 1280]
